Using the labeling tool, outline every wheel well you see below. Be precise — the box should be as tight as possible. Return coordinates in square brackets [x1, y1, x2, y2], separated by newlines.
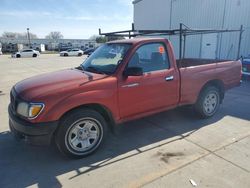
[59, 104, 116, 132]
[199, 80, 225, 103]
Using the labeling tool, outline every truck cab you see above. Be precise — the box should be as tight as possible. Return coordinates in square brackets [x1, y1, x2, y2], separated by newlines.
[9, 38, 241, 158]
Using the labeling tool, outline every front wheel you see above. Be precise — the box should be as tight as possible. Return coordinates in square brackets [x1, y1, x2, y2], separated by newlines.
[55, 109, 108, 158]
[33, 54, 37, 57]
[194, 86, 220, 118]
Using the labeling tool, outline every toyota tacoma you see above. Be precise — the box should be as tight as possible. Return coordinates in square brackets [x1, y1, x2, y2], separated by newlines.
[9, 38, 241, 158]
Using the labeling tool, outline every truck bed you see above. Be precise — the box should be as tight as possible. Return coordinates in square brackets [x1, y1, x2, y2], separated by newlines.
[177, 58, 229, 68]
[177, 58, 242, 105]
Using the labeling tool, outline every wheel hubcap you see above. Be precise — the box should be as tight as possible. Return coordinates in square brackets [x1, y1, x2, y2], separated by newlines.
[203, 92, 218, 114]
[67, 119, 100, 152]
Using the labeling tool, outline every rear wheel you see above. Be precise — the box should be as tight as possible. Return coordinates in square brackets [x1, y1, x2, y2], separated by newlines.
[195, 86, 220, 118]
[55, 109, 108, 158]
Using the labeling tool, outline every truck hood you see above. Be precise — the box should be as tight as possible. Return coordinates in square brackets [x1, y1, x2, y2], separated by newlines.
[14, 69, 105, 100]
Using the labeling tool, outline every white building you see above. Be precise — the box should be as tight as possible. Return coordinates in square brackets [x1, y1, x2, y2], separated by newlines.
[31, 43, 45, 52]
[133, 0, 250, 59]
[0, 38, 96, 52]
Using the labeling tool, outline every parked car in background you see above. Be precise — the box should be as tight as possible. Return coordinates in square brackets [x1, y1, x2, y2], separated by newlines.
[80, 46, 88, 51]
[60, 49, 83, 57]
[9, 38, 241, 158]
[11, 49, 40, 58]
[0, 43, 2, 55]
[83, 48, 96, 56]
[241, 57, 250, 80]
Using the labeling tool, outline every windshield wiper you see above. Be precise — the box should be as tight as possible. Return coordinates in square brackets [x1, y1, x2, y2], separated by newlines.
[75, 65, 84, 70]
[74, 65, 94, 80]
[84, 66, 106, 75]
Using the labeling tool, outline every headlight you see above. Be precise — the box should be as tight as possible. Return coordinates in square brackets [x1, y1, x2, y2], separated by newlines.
[16, 102, 44, 119]
[16, 102, 29, 117]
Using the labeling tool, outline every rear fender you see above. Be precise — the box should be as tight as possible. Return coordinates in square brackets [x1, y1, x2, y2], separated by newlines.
[196, 79, 225, 103]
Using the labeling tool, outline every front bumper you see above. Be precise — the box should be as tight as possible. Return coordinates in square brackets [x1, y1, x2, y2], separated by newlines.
[8, 105, 58, 145]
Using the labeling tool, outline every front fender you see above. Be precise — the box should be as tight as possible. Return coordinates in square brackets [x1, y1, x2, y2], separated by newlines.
[41, 90, 119, 122]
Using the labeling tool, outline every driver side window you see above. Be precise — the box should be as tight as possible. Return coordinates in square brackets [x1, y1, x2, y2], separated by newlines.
[128, 43, 170, 72]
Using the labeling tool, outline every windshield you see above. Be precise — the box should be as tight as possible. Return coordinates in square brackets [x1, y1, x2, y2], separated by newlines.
[81, 43, 131, 75]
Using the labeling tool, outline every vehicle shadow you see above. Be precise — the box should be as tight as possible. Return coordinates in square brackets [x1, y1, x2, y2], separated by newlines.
[0, 83, 249, 188]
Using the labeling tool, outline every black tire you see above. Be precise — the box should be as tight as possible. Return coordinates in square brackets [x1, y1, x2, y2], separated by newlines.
[64, 53, 68, 57]
[194, 86, 220, 118]
[33, 54, 37, 57]
[16, 54, 21, 58]
[55, 109, 108, 158]
[78, 53, 82, 56]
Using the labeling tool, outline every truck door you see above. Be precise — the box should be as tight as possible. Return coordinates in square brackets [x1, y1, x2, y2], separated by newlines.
[118, 42, 179, 118]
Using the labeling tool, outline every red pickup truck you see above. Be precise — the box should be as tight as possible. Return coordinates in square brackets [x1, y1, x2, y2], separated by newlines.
[9, 38, 241, 158]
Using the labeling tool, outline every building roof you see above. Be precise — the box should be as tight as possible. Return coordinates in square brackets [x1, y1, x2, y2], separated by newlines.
[132, 0, 144, 4]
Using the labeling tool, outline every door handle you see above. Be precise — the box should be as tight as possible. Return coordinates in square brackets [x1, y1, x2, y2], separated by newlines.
[122, 83, 139, 88]
[165, 76, 174, 81]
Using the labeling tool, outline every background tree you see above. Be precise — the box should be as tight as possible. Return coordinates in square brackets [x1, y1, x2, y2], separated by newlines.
[89, 35, 108, 43]
[1, 32, 38, 39]
[96, 36, 107, 43]
[107, 36, 125, 41]
[26, 33, 38, 39]
[1, 32, 16, 38]
[45, 31, 63, 40]
[89, 35, 99, 41]
[89, 35, 107, 43]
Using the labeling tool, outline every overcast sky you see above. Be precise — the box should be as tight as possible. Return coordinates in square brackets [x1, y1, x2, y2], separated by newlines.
[0, 0, 133, 39]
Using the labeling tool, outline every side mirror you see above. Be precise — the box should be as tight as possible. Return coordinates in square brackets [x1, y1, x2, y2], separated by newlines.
[123, 67, 143, 77]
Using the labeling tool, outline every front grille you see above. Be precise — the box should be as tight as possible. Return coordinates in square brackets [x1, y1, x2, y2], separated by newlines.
[10, 91, 14, 104]
[10, 88, 18, 112]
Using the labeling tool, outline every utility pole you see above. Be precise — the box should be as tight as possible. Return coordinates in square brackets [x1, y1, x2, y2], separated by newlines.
[27, 28, 31, 48]
[179, 23, 183, 60]
[237, 25, 243, 59]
